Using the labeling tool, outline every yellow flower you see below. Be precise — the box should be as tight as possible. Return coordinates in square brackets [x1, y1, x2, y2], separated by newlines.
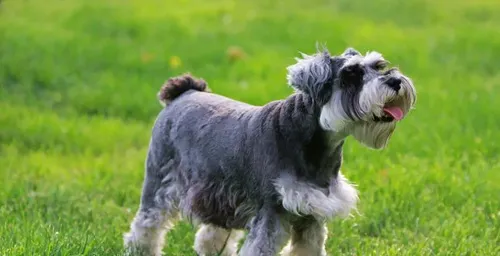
[169, 56, 182, 69]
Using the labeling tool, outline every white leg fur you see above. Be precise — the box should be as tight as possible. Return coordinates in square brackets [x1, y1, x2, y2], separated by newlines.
[124, 208, 177, 256]
[194, 224, 244, 256]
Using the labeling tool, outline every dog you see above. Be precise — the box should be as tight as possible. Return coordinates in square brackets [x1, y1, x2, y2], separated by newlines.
[123, 46, 417, 256]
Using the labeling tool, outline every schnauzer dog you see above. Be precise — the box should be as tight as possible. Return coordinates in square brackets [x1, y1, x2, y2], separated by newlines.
[123, 46, 416, 256]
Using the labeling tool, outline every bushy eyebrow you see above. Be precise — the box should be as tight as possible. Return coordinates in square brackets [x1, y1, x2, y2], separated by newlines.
[361, 51, 386, 68]
[382, 67, 399, 75]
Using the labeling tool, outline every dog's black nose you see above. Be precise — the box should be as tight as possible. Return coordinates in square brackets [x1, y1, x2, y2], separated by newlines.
[386, 77, 401, 92]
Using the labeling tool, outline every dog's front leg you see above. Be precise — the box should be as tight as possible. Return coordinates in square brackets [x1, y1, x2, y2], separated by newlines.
[280, 217, 328, 256]
[239, 209, 290, 256]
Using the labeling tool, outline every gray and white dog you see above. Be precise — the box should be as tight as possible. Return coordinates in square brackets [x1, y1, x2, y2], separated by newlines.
[123, 46, 416, 256]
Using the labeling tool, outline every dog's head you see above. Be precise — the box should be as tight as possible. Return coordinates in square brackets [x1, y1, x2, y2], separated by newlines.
[286, 46, 417, 149]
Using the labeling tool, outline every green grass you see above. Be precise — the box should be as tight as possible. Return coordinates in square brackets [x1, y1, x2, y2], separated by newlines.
[1, 0, 499, 255]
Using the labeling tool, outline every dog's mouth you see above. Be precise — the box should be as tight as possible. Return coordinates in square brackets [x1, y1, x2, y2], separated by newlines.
[373, 98, 406, 123]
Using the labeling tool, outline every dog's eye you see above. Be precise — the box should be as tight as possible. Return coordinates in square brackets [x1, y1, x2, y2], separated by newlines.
[373, 60, 387, 70]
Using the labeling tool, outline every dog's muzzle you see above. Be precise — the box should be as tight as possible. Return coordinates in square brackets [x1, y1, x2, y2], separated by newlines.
[372, 77, 410, 123]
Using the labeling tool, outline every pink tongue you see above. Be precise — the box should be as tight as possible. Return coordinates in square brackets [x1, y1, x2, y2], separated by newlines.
[383, 106, 404, 121]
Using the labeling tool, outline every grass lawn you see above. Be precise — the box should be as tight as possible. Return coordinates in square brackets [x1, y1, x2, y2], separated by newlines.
[1, 0, 499, 255]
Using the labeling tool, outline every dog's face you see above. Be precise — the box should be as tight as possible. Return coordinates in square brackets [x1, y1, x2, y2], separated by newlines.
[287, 47, 417, 149]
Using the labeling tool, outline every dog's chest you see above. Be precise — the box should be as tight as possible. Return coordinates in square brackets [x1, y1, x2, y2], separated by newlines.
[273, 173, 358, 220]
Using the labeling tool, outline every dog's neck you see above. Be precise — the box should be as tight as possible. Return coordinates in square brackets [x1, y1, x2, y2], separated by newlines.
[268, 92, 347, 184]
[277, 92, 348, 143]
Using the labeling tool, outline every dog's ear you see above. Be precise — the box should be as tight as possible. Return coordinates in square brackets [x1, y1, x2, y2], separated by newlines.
[286, 50, 334, 105]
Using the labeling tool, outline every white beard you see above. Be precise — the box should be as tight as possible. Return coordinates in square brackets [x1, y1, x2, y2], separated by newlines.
[350, 121, 396, 149]
[319, 94, 397, 149]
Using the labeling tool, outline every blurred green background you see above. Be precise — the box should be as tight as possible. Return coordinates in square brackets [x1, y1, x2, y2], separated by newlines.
[1, 0, 499, 255]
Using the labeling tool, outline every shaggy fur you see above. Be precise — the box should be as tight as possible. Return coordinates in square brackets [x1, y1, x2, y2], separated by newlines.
[123, 46, 416, 256]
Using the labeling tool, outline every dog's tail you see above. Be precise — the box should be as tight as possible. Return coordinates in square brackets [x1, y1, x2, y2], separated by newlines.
[157, 73, 210, 107]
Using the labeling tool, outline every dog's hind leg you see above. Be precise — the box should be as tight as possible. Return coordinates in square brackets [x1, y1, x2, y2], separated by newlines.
[124, 161, 180, 256]
[194, 224, 244, 256]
